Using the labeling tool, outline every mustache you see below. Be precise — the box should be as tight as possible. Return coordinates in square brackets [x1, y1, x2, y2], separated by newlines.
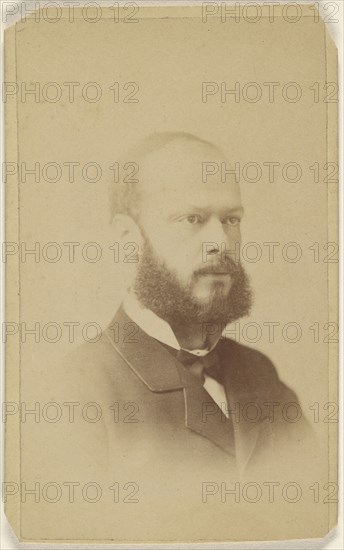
[193, 258, 240, 276]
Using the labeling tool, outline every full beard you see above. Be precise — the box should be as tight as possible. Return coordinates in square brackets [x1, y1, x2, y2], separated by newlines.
[132, 237, 253, 326]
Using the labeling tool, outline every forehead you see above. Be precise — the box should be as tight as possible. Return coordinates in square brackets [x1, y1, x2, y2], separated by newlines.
[138, 139, 241, 206]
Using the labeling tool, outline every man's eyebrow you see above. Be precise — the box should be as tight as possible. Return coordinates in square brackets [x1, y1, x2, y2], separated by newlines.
[167, 205, 244, 219]
[186, 205, 244, 215]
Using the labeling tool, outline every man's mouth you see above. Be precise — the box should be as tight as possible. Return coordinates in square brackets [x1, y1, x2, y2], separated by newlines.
[196, 269, 232, 276]
[202, 273, 230, 278]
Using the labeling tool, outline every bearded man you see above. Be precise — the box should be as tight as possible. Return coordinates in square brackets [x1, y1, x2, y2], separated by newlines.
[41, 133, 311, 493]
[94, 131, 309, 472]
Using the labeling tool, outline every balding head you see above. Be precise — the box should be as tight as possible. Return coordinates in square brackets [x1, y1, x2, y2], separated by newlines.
[110, 132, 239, 222]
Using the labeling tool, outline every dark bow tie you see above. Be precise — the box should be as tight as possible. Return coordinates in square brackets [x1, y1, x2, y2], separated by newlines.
[176, 344, 224, 385]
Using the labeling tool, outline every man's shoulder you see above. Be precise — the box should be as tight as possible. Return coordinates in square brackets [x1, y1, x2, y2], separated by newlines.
[41, 331, 122, 403]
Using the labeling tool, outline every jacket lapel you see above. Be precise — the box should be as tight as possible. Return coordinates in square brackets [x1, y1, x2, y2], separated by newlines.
[105, 306, 183, 392]
[220, 339, 265, 472]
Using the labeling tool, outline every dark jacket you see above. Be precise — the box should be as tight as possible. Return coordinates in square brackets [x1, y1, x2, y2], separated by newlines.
[46, 307, 310, 472]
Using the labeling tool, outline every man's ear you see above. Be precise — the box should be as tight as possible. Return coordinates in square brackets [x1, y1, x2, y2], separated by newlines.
[111, 214, 144, 247]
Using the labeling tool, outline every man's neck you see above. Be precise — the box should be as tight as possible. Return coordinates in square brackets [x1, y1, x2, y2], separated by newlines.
[170, 321, 222, 351]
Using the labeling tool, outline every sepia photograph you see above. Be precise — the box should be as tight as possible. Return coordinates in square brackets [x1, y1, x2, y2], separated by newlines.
[2, 0, 341, 546]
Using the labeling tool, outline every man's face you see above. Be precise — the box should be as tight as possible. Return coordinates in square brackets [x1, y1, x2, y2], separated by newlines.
[132, 139, 252, 324]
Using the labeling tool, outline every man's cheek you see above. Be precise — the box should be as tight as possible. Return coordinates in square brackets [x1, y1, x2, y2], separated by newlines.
[150, 235, 177, 260]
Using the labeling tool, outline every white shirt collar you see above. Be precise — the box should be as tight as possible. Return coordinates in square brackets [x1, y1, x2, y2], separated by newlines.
[122, 292, 219, 357]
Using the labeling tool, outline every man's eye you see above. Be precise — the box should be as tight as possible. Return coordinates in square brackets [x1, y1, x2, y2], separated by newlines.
[223, 216, 240, 226]
[185, 215, 202, 225]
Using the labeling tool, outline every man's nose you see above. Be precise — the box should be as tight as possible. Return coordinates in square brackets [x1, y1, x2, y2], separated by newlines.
[202, 218, 229, 249]
[201, 217, 241, 258]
